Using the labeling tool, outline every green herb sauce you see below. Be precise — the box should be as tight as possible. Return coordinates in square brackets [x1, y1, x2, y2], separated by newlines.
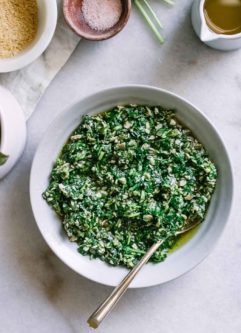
[43, 105, 217, 268]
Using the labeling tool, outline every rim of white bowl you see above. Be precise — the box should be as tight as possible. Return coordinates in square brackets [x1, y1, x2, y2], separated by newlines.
[0, 0, 58, 73]
[30, 85, 233, 288]
[0, 86, 26, 179]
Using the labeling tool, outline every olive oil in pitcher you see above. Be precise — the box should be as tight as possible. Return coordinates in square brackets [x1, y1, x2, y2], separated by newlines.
[204, 0, 241, 35]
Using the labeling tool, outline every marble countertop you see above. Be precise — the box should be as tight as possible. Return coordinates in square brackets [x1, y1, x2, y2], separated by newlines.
[1, 1, 241, 332]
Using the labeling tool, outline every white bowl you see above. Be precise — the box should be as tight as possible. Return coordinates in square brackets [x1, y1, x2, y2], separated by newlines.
[30, 86, 233, 288]
[0, 86, 26, 179]
[192, 0, 241, 51]
[0, 0, 57, 73]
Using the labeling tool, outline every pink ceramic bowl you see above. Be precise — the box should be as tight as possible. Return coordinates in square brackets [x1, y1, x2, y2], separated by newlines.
[63, 0, 131, 41]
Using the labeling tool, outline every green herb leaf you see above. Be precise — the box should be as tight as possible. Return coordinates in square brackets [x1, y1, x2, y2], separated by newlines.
[0, 152, 9, 166]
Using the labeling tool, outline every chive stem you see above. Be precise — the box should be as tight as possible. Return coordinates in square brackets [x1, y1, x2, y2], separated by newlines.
[162, 0, 175, 5]
[143, 0, 163, 29]
[134, 0, 164, 44]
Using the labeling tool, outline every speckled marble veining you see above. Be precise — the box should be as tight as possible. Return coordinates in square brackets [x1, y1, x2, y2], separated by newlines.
[0, 0, 80, 119]
[0, 1, 241, 333]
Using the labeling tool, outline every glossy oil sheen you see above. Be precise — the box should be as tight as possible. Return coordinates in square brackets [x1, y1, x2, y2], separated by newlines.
[204, 0, 241, 35]
[169, 225, 200, 254]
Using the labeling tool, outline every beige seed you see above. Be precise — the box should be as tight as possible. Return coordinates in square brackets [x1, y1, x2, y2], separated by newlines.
[143, 214, 153, 222]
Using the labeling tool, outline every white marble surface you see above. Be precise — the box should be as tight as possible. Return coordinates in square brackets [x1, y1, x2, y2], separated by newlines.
[1, 1, 241, 332]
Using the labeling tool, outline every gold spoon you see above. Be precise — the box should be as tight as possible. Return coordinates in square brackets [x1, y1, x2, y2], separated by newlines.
[87, 219, 201, 328]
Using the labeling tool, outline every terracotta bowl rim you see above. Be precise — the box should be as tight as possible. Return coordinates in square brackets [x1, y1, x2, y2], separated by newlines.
[63, 0, 132, 41]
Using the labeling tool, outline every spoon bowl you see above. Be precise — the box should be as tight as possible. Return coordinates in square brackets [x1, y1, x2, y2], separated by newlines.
[63, 0, 131, 41]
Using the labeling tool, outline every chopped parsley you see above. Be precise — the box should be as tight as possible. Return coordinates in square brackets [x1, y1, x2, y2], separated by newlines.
[43, 105, 217, 268]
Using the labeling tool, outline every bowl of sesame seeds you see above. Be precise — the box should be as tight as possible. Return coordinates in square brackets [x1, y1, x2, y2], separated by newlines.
[0, 0, 57, 73]
[30, 85, 233, 287]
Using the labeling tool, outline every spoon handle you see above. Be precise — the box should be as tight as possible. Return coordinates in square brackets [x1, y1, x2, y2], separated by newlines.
[87, 238, 164, 328]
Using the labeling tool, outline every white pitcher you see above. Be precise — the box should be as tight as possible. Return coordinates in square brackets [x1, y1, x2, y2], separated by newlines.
[191, 0, 241, 51]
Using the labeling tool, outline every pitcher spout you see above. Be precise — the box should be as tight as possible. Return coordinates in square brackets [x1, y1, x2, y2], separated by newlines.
[200, 23, 217, 42]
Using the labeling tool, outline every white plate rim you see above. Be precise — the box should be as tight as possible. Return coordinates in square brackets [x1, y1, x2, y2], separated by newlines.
[30, 85, 233, 288]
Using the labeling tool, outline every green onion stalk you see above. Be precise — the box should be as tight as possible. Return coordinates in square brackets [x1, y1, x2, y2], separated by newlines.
[134, 0, 175, 44]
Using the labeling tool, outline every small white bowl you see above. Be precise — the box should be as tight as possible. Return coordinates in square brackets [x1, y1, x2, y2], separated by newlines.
[30, 86, 233, 288]
[192, 0, 241, 51]
[0, 0, 58, 73]
[0, 86, 26, 179]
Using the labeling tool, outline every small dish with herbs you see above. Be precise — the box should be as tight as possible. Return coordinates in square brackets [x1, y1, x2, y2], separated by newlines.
[30, 86, 233, 287]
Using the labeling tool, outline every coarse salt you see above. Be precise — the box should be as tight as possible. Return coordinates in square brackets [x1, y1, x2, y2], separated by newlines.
[82, 0, 122, 31]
